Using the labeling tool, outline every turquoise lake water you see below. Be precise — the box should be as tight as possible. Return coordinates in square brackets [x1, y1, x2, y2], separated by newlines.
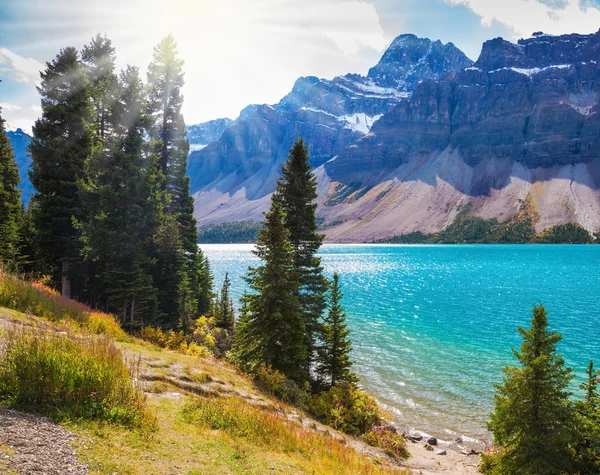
[200, 244, 600, 443]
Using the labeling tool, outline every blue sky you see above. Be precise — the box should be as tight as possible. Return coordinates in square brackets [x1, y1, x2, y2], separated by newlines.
[1, 0, 599, 133]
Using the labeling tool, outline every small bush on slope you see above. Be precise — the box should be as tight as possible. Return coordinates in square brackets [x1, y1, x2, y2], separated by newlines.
[363, 426, 410, 460]
[0, 326, 152, 426]
[308, 382, 381, 436]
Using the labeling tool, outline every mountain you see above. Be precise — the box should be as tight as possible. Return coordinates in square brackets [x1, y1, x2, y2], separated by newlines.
[318, 30, 600, 241]
[187, 34, 473, 225]
[186, 118, 234, 152]
[6, 128, 33, 206]
[189, 30, 600, 242]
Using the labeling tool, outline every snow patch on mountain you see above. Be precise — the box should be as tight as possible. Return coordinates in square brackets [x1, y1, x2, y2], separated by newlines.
[342, 113, 383, 134]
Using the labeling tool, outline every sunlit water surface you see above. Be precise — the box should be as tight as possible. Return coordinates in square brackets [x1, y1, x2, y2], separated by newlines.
[201, 244, 600, 443]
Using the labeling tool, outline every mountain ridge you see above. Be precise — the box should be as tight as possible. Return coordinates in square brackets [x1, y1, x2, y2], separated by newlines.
[188, 30, 600, 242]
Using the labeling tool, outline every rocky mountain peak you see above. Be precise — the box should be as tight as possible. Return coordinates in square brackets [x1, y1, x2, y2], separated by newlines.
[474, 30, 600, 71]
[367, 34, 473, 89]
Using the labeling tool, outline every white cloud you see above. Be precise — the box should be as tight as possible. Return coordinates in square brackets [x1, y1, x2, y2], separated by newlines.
[445, 0, 600, 38]
[0, 103, 23, 112]
[4, 116, 35, 134]
[0, 47, 44, 84]
[1, 0, 387, 127]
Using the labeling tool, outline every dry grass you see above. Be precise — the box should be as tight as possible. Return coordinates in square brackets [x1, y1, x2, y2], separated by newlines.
[69, 394, 409, 475]
[0, 325, 152, 426]
[0, 269, 127, 340]
[0, 271, 411, 474]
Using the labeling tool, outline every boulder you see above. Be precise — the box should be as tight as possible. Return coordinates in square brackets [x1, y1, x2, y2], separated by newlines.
[427, 436, 438, 446]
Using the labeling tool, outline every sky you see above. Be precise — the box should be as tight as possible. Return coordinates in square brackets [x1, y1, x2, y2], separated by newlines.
[1, 0, 600, 133]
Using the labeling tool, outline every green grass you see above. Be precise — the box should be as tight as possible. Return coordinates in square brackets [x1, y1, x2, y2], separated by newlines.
[0, 326, 151, 426]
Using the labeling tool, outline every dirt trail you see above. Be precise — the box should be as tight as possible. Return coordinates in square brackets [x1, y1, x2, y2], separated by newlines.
[0, 409, 88, 475]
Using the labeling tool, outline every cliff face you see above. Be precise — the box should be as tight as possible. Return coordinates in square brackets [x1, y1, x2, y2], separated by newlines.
[326, 31, 600, 181]
[190, 30, 600, 242]
[187, 35, 472, 207]
[318, 31, 600, 240]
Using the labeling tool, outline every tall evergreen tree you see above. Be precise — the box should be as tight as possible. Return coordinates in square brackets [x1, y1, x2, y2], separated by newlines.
[147, 35, 200, 325]
[232, 199, 307, 382]
[79, 34, 118, 303]
[196, 250, 214, 317]
[582, 360, 599, 406]
[484, 305, 575, 475]
[316, 273, 357, 388]
[16, 200, 37, 273]
[81, 34, 117, 139]
[29, 47, 93, 298]
[214, 272, 235, 331]
[574, 360, 600, 474]
[79, 65, 159, 322]
[275, 138, 328, 368]
[0, 110, 22, 267]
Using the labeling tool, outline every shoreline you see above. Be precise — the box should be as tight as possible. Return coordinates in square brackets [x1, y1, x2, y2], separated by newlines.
[403, 436, 481, 474]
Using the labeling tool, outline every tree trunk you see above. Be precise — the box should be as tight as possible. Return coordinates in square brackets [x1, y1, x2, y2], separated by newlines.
[130, 299, 135, 323]
[61, 262, 72, 299]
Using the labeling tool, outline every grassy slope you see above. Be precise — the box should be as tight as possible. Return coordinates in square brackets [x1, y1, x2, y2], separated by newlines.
[0, 307, 406, 475]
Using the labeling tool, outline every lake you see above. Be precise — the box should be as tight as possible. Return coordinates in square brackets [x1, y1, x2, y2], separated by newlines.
[200, 244, 600, 443]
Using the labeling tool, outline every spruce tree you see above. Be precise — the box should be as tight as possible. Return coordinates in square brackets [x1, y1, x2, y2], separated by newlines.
[232, 199, 307, 382]
[582, 360, 599, 406]
[81, 34, 117, 139]
[0, 110, 22, 267]
[147, 35, 200, 325]
[484, 305, 575, 475]
[79, 65, 159, 322]
[316, 273, 357, 388]
[275, 138, 328, 368]
[196, 250, 214, 316]
[215, 273, 235, 331]
[16, 200, 37, 273]
[574, 360, 600, 473]
[29, 47, 93, 297]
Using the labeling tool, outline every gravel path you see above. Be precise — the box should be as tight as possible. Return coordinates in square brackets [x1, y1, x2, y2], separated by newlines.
[0, 409, 88, 475]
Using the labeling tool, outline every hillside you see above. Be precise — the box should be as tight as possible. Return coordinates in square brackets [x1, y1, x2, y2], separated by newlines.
[0, 272, 485, 474]
[188, 30, 600, 242]
[0, 275, 402, 475]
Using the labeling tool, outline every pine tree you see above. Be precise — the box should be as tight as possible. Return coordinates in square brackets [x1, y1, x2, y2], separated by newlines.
[316, 273, 358, 388]
[215, 272, 235, 331]
[81, 34, 117, 139]
[484, 305, 575, 475]
[582, 360, 599, 406]
[196, 250, 213, 316]
[147, 35, 199, 325]
[79, 65, 159, 323]
[275, 138, 328, 369]
[29, 47, 93, 297]
[0, 110, 22, 267]
[232, 199, 307, 383]
[574, 360, 600, 473]
[16, 200, 37, 273]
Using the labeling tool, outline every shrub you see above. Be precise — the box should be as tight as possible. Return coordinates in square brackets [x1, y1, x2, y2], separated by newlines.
[0, 326, 151, 426]
[362, 426, 409, 459]
[308, 383, 381, 436]
[253, 364, 309, 408]
[138, 325, 213, 358]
